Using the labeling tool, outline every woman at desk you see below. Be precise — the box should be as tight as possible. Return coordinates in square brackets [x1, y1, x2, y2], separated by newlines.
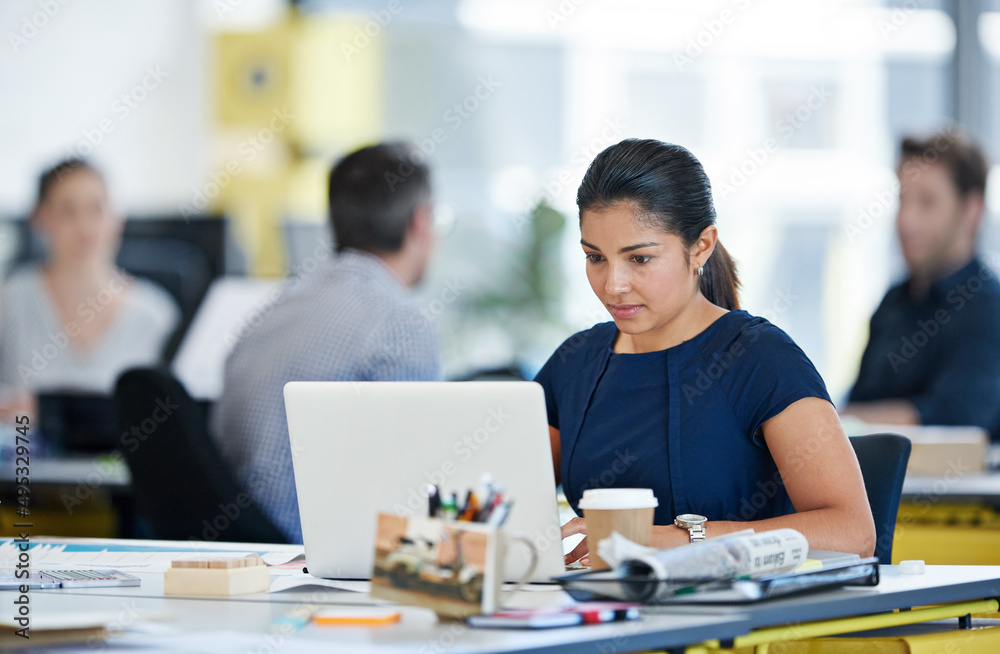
[0, 159, 178, 418]
[539, 139, 875, 561]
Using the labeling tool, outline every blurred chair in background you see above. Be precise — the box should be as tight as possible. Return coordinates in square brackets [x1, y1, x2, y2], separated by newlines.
[114, 367, 286, 544]
[850, 433, 912, 565]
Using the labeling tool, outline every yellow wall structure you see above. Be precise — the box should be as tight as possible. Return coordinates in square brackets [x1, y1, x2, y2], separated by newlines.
[892, 503, 1000, 566]
[0, 489, 116, 539]
[212, 12, 383, 276]
[289, 18, 384, 149]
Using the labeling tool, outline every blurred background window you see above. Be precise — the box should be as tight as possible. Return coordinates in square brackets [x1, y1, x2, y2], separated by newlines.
[1, 0, 998, 404]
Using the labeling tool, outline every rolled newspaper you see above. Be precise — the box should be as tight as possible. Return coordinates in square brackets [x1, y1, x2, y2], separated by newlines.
[603, 529, 808, 601]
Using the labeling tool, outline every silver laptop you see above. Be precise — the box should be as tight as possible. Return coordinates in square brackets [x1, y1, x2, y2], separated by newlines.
[284, 381, 566, 582]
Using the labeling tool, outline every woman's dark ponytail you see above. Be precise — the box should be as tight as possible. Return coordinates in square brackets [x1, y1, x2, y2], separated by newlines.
[700, 241, 740, 311]
[577, 138, 741, 310]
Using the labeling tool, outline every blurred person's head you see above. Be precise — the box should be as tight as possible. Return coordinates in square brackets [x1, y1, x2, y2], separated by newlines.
[576, 139, 740, 337]
[896, 130, 988, 281]
[32, 159, 122, 270]
[328, 141, 433, 286]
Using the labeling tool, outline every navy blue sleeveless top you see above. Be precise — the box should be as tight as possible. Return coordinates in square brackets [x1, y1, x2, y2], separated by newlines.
[534, 310, 831, 525]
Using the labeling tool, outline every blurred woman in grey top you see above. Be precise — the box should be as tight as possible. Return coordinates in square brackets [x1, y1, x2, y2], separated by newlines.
[0, 159, 179, 418]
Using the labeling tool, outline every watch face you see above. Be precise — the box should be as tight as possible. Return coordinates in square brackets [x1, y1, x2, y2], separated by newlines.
[676, 513, 707, 525]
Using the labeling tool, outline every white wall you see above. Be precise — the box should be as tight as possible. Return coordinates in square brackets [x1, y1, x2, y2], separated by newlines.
[0, 0, 208, 215]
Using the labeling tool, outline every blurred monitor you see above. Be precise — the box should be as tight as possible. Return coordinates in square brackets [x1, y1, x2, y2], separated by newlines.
[0, 221, 21, 278]
[282, 219, 332, 276]
[37, 391, 117, 453]
[454, 365, 526, 382]
[171, 276, 284, 400]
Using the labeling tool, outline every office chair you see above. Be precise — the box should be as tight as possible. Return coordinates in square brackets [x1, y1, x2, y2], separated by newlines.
[114, 367, 287, 544]
[849, 433, 912, 565]
[116, 236, 211, 355]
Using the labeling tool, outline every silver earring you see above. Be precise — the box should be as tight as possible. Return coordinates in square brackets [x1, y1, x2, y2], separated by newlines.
[698, 266, 704, 277]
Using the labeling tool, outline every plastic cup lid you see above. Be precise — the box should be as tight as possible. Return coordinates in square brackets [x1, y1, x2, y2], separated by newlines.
[578, 488, 658, 510]
[899, 560, 925, 575]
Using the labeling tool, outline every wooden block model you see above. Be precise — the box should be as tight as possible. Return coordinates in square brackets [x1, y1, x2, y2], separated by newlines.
[164, 553, 270, 596]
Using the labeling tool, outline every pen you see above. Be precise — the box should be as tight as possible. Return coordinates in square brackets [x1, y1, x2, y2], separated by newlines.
[487, 499, 513, 527]
[573, 605, 641, 624]
[267, 603, 321, 634]
[480, 491, 503, 523]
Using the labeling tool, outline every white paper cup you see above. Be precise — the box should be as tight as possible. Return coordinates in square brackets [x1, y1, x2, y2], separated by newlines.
[578, 489, 658, 570]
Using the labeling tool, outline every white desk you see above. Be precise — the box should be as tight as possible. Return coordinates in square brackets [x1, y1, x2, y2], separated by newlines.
[6, 556, 1000, 653]
[902, 472, 1000, 504]
[1, 455, 130, 488]
[6, 575, 752, 653]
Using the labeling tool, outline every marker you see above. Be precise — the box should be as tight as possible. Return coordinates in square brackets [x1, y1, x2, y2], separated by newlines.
[441, 494, 457, 520]
[479, 474, 495, 511]
[460, 491, 479, 522]
[426, 485, 441, 518]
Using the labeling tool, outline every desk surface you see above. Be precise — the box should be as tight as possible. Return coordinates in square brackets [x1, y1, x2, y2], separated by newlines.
[6, 553, 1000, 653]
[11, 579, 752, 654]
[0, 454, 130, 488]
[902, 472, 1000, 503]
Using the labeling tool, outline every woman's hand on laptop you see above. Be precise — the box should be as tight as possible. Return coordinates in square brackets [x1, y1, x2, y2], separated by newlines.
[561, 517, 590, 567]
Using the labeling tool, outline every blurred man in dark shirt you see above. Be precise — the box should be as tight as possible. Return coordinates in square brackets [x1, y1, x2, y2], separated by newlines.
[843, 131, 1000, 439]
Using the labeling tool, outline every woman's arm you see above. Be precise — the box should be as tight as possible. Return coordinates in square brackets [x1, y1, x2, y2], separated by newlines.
[651, 397, 876, 556]
[548, 425, 561, 485]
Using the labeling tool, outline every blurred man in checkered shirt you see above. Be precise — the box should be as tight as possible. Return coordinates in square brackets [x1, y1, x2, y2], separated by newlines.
[212, 142, 441, 543]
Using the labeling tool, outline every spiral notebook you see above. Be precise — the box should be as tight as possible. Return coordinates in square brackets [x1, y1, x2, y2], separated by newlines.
[554, 556, 879, 604]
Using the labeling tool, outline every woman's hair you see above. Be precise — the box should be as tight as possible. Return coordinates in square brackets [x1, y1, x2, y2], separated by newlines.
[576, 139, 740, 310]
[36, 158, 103, 207]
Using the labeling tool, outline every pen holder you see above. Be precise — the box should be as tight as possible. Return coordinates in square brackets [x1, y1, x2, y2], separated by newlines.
[370, 513, 538, 619]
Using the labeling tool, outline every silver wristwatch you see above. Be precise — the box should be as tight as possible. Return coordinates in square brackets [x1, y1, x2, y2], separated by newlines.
[674, 513, 707, 543]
